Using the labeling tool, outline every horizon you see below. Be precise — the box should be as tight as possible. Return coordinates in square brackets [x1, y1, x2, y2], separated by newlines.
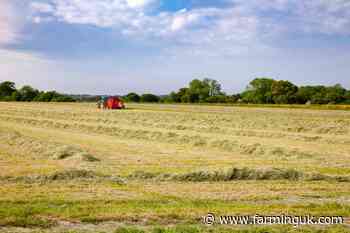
[1, 0, 350, 95]
[3, 78, 350, 97]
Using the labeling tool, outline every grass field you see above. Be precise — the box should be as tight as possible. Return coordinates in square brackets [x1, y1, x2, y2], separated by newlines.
[0, 102, 349, 233]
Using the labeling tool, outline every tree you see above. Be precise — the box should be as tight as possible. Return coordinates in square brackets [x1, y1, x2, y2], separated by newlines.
[125, 93, 140, 102]
[324, 84, 346, 104]
[242, 78, 275, 104]
[34, 91, 60, 102]
[52, 96, 76, 102]
[206, 95, 227, 103]
[0, 81, 16, 99]
[311, 92, 328, 104]
[167, 92, 180, 103]
[344, 91, 350, 104]
[188, 79, 210, 102]
[10, 91, 22, 101]
[181, 92, 199, 103]
[19, 85, 39, 101]
[271, 80, 298, 104]
[140, 94, 160, 103]
[177, 88, 189, 103]
[203, 78, 222, 97]
[226, 94, 241, 104]
[296, 86, 326, 104]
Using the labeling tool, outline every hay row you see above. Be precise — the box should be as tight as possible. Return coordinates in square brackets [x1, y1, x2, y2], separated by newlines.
[0, 129, 100, 162]
[130, 167, 350, 183]
[0, 115, 329, 159]
[0, 169, 125, 185]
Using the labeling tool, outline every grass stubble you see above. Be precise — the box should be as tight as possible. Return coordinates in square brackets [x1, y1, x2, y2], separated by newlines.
[0, 102, 349, 232]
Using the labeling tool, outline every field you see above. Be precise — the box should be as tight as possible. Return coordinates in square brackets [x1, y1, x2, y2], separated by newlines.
[0, 102, 350, 233]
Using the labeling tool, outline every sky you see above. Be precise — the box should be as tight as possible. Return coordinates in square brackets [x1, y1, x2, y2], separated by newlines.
[0, 0, 350, 95]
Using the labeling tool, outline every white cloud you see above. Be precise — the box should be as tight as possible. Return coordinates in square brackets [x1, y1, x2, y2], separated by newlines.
[30, 2, 54, 13]
[0, 49, 49, 63]
[30, 0, 350, 39]
[296, 0, 350, 35]
[126, 0, 155, 8]
[26, 0, 350, 58]
[0, 0, 19, 45]
[170, 10, 201, 31]
[232, 0, 350, 35]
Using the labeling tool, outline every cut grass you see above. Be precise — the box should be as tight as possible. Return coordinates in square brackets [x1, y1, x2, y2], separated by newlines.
[0, 199, 349, 226]
[0, 169, 126, 185]
[0, 103, 349, 232]
[129, 167, 350, 183]
[52, 146, 100, 162]
[114, 225, 350, 233]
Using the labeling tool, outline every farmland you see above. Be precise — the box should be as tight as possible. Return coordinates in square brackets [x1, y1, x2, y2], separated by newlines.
[0, 102, 349, 233]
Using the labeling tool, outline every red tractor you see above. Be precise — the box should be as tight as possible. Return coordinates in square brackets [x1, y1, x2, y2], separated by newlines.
[98, 96, 125, 110]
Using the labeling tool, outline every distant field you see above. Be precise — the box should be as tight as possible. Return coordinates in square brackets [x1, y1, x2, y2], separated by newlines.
[0, 102, 349, 233]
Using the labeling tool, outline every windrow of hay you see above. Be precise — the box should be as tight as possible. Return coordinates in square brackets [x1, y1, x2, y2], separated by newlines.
[0, 116, 329, 159]
[52, 146, 100, 162]
[0, 169, 125, 185]
[2, 105, 350, 137]
[0, 130, 100, 162]
[129, 167, 350, 183]
[2, 109, 350, 148]
[8, 115, 349, 143]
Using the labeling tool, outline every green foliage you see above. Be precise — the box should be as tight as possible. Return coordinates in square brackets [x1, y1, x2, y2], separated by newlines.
[51, 95, 76, 102]
[324, 84, 346, 104]
[1, 79, 349, 105]
[187, 78, 223, 102]
[141, 94, 160, 103]
[296, 86, 323, 104]
[241, 79, 349, 105]
[19, 85, 40, 101]
[10, 91, 22, 101]
[271, 80, 298, 104]
[32, 91, 76, 102]
[242, 78, 274, 104]
[205, 95, 227, 103]
[169, 79, 224, 103]
[0, 81, 76, 102]
[205, 78, 222, 96]
[0, 81, 16, 99]
[296, 84, 346, 104]
[344, 91, 350, 104]
[125, 92, 141, 102]
[33, 91, 59, 102]
[226, 94, 241, 103]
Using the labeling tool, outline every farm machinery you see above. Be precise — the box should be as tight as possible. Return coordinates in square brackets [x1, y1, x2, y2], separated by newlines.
[97, 96, 125, 110]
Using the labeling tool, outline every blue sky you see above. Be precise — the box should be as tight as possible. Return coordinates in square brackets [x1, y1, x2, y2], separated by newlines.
[0, 0, 350, 94]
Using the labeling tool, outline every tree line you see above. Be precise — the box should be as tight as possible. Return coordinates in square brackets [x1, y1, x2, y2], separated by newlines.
[1, 78, 350, 104]
[123, 78, 350, 105]
[0, 81, 75, 102]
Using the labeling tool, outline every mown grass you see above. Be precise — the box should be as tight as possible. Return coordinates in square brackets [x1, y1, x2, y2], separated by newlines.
[0, 103, 349, 232]
[231, 104, 350, 111]
[113, 226, 350, 233]
[0, 199, 349, 227]
[0, 169, 125, 185]
[8, 225, 350, 233]
[129, 167, 350, 182]
[129, 103, 350, 112]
